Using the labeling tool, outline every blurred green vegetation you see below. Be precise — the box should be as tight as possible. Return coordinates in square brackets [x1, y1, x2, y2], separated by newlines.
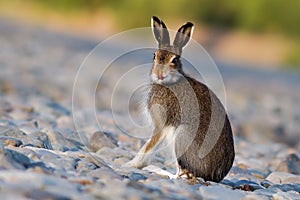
[26, 0, 300, 37]
[1, 0, 299, 66]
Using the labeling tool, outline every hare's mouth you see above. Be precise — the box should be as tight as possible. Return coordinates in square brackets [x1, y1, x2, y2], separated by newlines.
[151, 73, 181, 85]
[151, 73, 164, 84]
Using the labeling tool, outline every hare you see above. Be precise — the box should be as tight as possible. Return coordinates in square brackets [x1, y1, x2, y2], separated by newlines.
[127, 16, 234, 182]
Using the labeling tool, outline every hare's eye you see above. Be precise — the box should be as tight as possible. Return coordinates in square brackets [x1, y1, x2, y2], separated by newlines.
[171, 57, 179, 64]
[153, 53, 156, 60]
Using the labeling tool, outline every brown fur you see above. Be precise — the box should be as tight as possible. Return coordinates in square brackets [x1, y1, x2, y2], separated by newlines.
[148, 16, 235, 182]
[144, 131, 162, 153]
[148, 75, 234, 182]
[127, 17, 234, 182]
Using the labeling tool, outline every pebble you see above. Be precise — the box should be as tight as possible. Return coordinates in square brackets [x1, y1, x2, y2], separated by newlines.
[220, 179, 236, 187]
[22, 131, 53, 149]
[0, 170, 94, 200]
[266, 172, 300, 184]
[89, 131, 118, 152]
[68, 176, 94, 185]
[272, 191, 300, 200]
[113, 157, 130, 165]
[260, 180, 273, 188]
[198, 184, 246, 200]
[244, 195, 271, 200]
[4, 148, 33, 169]
[234, 180, 265, 191]
[268, 183, 300, 193]
[97, 147, 133, 161]
[276, 153, 300, 175]
[127, 181, 163, 196]
[46, 101, 71, 116]
[128, 172, 148, 181]
[0, 136, 23, 147]
[43, 129, 83, 151]
[75, 159, 98, 173]
[0, 99, 13, 112]
[0, 127, 27, 140]
[87, 167, 124, 181]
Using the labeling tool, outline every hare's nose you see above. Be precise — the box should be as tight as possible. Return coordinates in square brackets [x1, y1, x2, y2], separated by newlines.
[157, 74, 164, 80]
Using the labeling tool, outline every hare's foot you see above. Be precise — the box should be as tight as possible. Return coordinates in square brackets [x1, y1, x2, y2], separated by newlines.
[179, 169, 210, 185]
[178, 168, 193, 178]
[125, 156, 147, 169]
[143, 165, 178, 179]
[125, 160, 140, 168]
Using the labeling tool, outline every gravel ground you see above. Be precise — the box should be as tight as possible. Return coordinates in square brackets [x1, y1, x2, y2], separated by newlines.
[0, 18, 300, 199]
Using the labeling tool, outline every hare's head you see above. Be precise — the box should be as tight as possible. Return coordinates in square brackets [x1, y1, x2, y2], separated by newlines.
[151, 16, 194, 85]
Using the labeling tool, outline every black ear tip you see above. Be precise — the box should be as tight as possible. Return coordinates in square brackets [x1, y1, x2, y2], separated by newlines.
[185, 22, 194, 27]
[152, 16, 160, 21]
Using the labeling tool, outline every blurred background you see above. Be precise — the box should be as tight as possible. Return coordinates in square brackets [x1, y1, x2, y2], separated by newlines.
[0, 0, 300, 69]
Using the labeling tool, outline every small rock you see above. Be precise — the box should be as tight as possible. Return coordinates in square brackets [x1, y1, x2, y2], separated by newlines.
[220, 179, 235, 187]
[0, 127, 27, 140]
[43, 129, 83, 151]
[81, 153, 109, 168]
[46, 101, 71, 116]
[3, 148, 51, 171]
[25, 189, 72, 200]
[266, 172, 300, 184]
[0, 100, 13, 112]
[113, 157, 130, 166]
[272, 190, 300, 200]
[242, 194, 270, 200]
[23, 131, 53, 149]
[128, 172, 148, 181]
[97, 147, 132, 161]
[253, 187, 277, 197]
[68, 176, 94, 185]
[0, 153, 24, 170]
[4, 148, 32, 168]
[234, 180, 265, 191]
[0, 136, 22, 147]
[248, 169, 267, 179]
[268, 183, 300, 193]
[75, 160, 98, 173]
[19, 125, 40, 135]
[229, 166, 247, 175]
[260, 180, 273, 188]
[273, 125, 298, 147]
[0, 171, 94, 199]
[199, 184, 246, 200]
[89, 131, 118, 152]
[87, 167, 123, 181]
[237, 163, 248, 170]
[127, 181, 162, 195]
[28, 148, 77, 173]
[276, 153, 300, 175]
[9, 109, 31, 121]
[56, 115, 73, 128]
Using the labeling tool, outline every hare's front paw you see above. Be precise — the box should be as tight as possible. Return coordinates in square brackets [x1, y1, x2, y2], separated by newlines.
[124, 160, 138, 168]
[125, 158, 145, 169]
[143, 165, 178, 179]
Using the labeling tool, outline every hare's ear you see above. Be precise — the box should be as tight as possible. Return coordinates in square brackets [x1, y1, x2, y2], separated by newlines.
[173, 22, 194, 50]
[151, 16, 170, 48]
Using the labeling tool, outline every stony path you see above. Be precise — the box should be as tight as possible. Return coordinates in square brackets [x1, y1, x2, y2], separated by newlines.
[0, 19, 300, 199]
